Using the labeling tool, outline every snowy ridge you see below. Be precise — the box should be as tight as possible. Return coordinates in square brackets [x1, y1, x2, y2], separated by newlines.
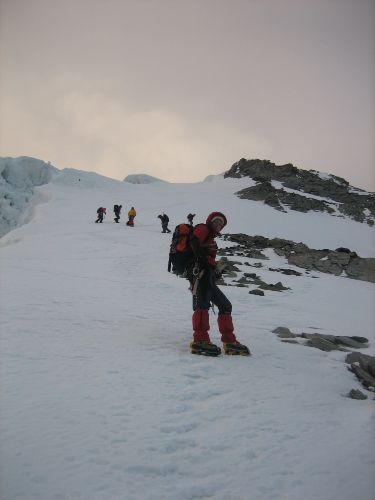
[0, 162, 375, 500]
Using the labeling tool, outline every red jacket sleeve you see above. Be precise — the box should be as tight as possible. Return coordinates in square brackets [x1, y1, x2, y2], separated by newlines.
[193, 224, 210, 244]
[191, 225, 217, 266]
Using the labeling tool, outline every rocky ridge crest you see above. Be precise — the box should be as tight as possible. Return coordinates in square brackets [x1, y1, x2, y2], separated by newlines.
[224, 158, 375, 225]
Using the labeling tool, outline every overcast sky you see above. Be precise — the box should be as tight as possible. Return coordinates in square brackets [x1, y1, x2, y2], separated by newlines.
[0, 0, 374, 189]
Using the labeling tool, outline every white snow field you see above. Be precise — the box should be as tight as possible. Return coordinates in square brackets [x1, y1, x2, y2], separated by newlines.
[1, 167, 374, 500]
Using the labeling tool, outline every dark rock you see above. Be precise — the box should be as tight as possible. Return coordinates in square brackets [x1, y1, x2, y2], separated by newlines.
[287, 250, 350, 276]
[259, 281, 290, 291]
[244, 273, 259, 279]
[249, 289, 265, 296]
[346, 257, 375, 283]
[272, 327, 297, 338]
[216, 257, 242, 277]
[335, 336, 369, 349]
[306, 337, 345, 352]
[300, 333, 337, 342]
[245, 262, 263, 268]
[300, 333, 368, 350]
[345, 352, 375, 378]
[345, 352, 375, 390]
[346, 389, 368, 400]
[245, 249, 268, 260]
[236, 277, 251, 284]
[269, 267, 302, 276]
[351, 336, 370, 344]
[336, 247, 351, 254]
[349, 364, 375, 390]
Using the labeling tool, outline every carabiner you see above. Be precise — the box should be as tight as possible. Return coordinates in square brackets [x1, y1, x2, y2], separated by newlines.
[192, 263, 200, 276]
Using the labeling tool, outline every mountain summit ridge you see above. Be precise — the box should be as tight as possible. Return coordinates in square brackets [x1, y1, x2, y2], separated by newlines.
[225, 158, 375, 225]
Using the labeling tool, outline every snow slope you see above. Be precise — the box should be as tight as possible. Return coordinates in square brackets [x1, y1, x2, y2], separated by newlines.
[1, 168, 374, 500]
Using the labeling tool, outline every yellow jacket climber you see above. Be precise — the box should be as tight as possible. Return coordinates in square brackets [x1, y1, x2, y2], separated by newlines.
[127, 207, 136, 226]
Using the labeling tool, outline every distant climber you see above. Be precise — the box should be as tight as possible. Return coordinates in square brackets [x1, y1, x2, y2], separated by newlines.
[127, 207, 136, 226]
[95, 207, 106, 223]
[187, 213, 195, 226]
[158, 213, 171, 233]
[114, 204, 122, 223]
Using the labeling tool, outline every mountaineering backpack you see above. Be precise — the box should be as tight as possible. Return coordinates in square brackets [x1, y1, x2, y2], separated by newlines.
[168, 223, 208, 275]
[168, 223, 193, 275]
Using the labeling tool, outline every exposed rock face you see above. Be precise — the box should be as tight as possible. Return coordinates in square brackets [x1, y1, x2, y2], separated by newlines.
[269, 268, 302, 276]
[300, 333, 369, 351]
[222, 233, 375, 283]
[346, 258, 375, 282]
[249, 289, 265, 296]
[224, 158, 375, 225]
[272, 327, 297, 338]
[236, 181, 335, 215]
[345, 352, 375, 391]
[346, 389, 368, 400]
[216, 255, 291, 293]
[272, 328, 369, 352]
[273, 327, 374, 396]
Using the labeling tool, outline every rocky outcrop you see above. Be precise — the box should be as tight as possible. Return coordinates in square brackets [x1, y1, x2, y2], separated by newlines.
[346, 389, 368, 400]
[299, 333, 369, 351]
[221, 233, 375, 283]
[345, 352, 375, 391]
[225, 159, 299, 181]
[346, 257, 375, 282]
[216, 257, 291, 293]
[269, 268, 302, 276]
[225, 158, 375, 225]
[273, 327, 374, 396]
[272, 327, 297, 338]
[273, 329, 369, 351]
[236, 180, 335, 215]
